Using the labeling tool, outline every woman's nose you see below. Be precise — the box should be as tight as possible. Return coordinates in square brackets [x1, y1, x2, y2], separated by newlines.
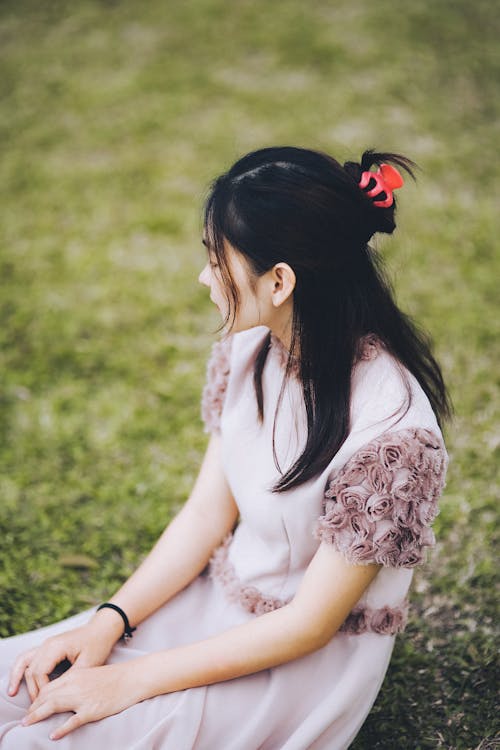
[198, 263, 210, 287]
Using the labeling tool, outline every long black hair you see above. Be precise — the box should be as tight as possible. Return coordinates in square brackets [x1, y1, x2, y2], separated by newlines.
[203, 146, 451, 492]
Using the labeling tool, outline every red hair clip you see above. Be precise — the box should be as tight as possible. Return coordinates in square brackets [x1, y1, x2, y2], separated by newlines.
[358, 164, 404, 208]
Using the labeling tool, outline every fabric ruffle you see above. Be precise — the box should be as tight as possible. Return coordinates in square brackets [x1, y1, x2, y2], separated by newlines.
[201, 331, 381, 419]
[314, 427, 448, 567]
[209, 535, 408, 635]
[269, 331, 381, 374]
[201, 336, 233, 433]
[209, 535, 290, 616]
[356, 333, 380, 362]
[339, 601, 408, 635]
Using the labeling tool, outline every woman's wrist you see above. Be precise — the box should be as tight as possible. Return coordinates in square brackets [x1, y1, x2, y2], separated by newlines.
[96, 603, 136, 641]
[129, 652, 173, 702]
[111, 659, 152, 705]
[87, 606, 129, 644]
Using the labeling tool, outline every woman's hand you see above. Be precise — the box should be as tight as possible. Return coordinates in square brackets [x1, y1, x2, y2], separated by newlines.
[8, 618, 122, 703]
[21, 662, 140, 741]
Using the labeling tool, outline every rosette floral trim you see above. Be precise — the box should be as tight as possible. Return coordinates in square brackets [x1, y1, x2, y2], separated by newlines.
[201, 336, 233, 433]
[339, 601, 408, 635]
[270, 331, 380, 375]
[209, 535, 291, 616]
[314, 427, 448, 567]
[209, 535, 409, 635]
[356, 333, 380, 362]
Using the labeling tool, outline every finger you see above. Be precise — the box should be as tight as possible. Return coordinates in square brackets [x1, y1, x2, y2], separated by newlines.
[24, 667, 39, 703]
[49, 658, 73, 679]
[23, 695, 68, 726]
[27, 680, 57, 715]
[34, 672, 50, 697]
[32, 650, 71, 686]
[8, 650, 36, 696]
[49, 713, 85, 741]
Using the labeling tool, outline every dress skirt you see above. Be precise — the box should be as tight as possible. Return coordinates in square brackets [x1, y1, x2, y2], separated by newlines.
[0, 572, 395, 750]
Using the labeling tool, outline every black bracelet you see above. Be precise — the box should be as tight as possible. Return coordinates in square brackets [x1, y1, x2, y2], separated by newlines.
[96, 603, 137, 641]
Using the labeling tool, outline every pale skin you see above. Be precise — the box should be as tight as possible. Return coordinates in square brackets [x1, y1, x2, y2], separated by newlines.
[8, 239, 381, 740]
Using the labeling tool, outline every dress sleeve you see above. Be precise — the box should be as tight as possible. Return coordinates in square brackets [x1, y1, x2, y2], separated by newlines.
[313, 427, 448, 567]
[200, 335, 233, 434]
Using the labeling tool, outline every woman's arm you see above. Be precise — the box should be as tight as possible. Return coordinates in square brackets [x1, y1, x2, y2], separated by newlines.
[21, 540, 381, 739]
[9, 433, 238, 698]
[131, 543, 380, 699]
[89, 432, 238, 639]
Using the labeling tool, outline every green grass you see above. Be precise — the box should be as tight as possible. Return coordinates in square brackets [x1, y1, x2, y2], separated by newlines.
[0, 1, 498, 747]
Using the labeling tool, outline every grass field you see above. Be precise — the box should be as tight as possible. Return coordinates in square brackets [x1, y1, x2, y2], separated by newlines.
[0, 1, 498, 748]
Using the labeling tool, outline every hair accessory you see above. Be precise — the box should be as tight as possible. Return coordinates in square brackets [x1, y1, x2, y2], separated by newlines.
[358, 164, 404, 208]
[96, 602, 137, 641]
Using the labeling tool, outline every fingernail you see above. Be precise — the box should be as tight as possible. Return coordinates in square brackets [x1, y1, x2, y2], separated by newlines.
[8, 686, 14, 695]
[21, 717, 29, 726]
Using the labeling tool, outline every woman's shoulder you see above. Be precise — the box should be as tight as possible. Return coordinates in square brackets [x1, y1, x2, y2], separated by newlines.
[229, 326, 271, 365]
[315, 335, 448, 571]
[200, 327, 270, 433]
[350, 334, 441, 437]
[207, 326, 270, 367]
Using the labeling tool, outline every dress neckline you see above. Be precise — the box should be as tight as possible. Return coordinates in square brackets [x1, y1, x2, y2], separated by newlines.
[269, 332, 300, 376]
[268, 331, 381, 373]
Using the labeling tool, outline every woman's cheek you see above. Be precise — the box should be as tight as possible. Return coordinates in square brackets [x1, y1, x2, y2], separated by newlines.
[212, 293, 229, 323]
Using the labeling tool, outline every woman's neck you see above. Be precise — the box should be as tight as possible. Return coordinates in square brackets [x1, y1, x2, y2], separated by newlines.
[269, 310, 295, 355]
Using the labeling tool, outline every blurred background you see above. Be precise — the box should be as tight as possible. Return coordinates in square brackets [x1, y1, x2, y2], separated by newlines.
[0, 1, 498, 747]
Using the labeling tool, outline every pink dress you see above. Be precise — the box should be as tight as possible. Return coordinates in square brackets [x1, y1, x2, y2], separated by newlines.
[0, 326, 448, 749]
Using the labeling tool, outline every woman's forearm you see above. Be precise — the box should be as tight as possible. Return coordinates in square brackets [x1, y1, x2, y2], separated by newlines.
[126, 544, 381, 701]
[130, 602, 327, 702]
[90, 508, 222, 632]
[88, 435, 238, 639]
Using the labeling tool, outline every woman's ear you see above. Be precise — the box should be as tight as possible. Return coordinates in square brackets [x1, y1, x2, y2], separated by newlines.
[270, 263, 296, 307]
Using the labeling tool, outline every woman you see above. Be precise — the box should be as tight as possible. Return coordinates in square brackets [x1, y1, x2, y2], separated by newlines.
[0, 146, 450, 749]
